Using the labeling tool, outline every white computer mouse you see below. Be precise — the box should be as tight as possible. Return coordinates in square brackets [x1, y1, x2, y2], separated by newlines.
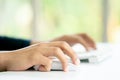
[34, 59, 80, 71]
[72, 43, 86, 53]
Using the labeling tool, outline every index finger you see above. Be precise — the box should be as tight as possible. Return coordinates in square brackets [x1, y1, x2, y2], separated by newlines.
[77, 33, 96, 49]
[47, 42, 80, 65]
[42, 47, 68, 72]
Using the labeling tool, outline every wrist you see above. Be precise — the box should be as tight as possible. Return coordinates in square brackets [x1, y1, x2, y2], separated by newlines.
[0, 52, 11, 71]
[0, 53, 6, 71]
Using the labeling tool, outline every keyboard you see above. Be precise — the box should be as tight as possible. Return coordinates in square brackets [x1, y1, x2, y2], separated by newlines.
[72, 43, 112, 63]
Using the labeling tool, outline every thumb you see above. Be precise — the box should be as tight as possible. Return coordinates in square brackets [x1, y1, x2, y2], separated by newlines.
[35, 55, 52, 72]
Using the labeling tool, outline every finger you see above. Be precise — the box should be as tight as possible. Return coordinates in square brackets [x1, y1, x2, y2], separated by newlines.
[39, 65, 46, 72]
[43, 47, 68, 72]
[77, 33, 93, 44]
[34, 55, 52, 71]
[76, 33, 96, 49]
[73, 36, 91, 51]
[39, 65, 51, 72]
[83, 37, 96, 49]
[47, 41, 79, 65]
[52, 47, 68, 72]
[50, 35, 80, 46]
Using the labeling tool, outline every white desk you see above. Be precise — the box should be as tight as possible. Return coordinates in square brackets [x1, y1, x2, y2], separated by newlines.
[0, 43, 120, 80]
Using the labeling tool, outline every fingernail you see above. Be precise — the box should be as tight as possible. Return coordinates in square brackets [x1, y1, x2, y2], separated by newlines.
[75, 59, 80, 65]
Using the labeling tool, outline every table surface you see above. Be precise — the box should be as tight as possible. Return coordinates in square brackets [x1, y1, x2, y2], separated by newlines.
[0, 43, 120, 80]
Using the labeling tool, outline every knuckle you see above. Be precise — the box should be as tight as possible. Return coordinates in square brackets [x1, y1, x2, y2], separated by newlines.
[53, 47, 61, 53]
[60, 41, 68, 47]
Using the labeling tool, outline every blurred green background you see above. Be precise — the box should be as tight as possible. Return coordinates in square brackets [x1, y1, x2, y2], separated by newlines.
[0, 0, 120, 43]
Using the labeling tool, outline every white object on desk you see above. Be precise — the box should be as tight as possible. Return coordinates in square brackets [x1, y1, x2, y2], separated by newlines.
[72, 43, 112, 63]
[34, 58, 80, 71]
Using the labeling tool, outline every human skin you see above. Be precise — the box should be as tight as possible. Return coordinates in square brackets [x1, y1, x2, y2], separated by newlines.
[32, 33, 96, 51]
[0, 41, 80, 72]
[0, 33, 96, 72]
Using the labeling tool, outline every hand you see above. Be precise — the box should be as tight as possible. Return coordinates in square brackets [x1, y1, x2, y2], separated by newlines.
[1, 41, 79, 72]
[52, 33, 96, 51]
